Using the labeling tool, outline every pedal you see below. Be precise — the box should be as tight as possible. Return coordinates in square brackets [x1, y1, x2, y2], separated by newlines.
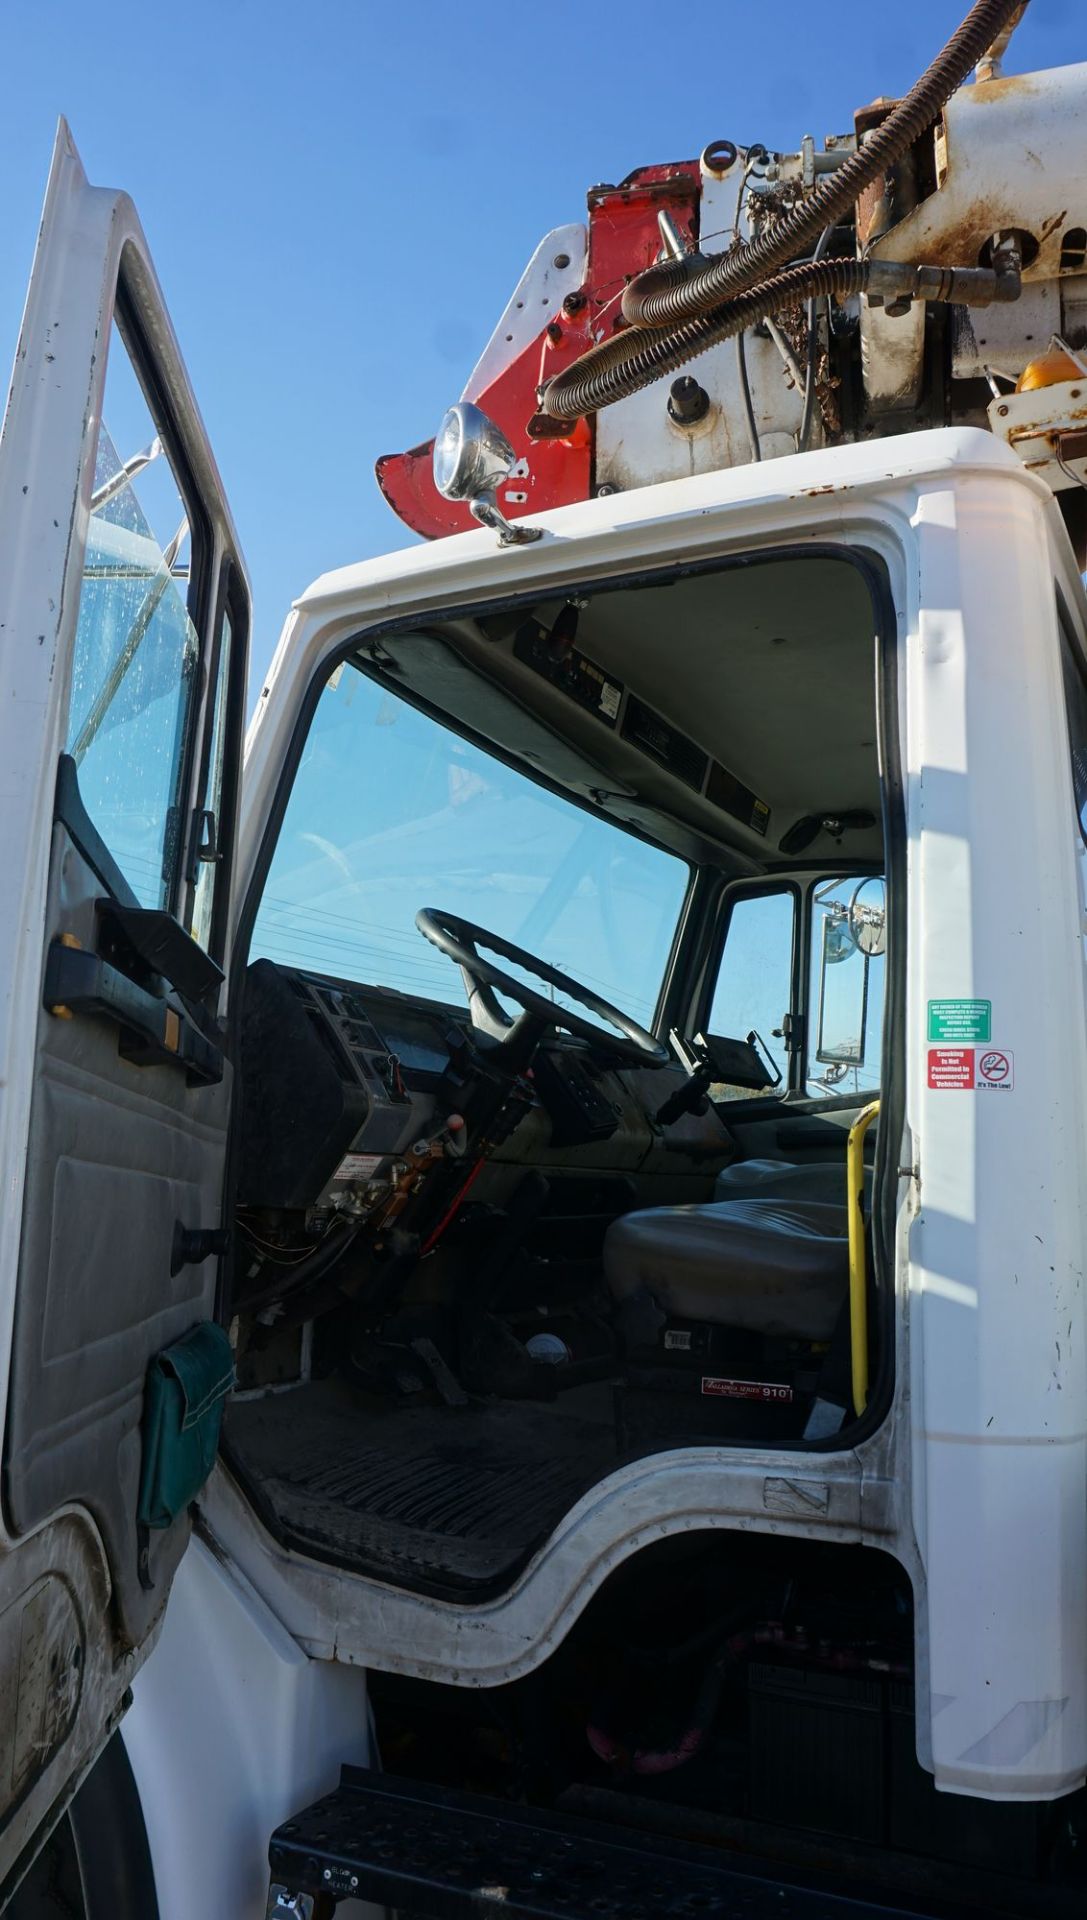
[410, 1333, 469, 1406]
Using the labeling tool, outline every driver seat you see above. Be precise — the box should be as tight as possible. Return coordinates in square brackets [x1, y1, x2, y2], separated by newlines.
[603, 1194, 850, 1341]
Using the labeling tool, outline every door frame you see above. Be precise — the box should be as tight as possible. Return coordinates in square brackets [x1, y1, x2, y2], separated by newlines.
[0, 122, 248, 1900]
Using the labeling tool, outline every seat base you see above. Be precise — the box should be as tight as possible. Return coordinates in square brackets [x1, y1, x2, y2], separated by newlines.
[604, 1196, 850, 1342]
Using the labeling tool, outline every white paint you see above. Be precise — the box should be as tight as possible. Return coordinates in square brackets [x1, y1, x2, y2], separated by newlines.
[907, 475, 1087, 1798]
[229, 432, 1087, 1803]
[125, 1537, 375, 1919]
[462, 222, 586, 400]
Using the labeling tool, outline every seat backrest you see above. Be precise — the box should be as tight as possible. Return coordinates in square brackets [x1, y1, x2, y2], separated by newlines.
[713, 1157, 872, 1208]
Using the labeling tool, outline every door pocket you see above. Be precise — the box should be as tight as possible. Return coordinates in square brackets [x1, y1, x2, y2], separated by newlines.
[137, 1321, 234, 1545]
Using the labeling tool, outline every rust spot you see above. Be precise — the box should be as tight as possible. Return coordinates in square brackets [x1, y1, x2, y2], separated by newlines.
[1038, 209, 1069, 246]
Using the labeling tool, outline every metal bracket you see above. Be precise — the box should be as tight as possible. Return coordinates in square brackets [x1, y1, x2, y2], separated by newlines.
[266, 1889, 335, 1919]
[469, 495, 544, 546]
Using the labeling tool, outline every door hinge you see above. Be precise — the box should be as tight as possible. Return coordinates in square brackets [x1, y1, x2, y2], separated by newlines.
[775, 1011, 805, 1054]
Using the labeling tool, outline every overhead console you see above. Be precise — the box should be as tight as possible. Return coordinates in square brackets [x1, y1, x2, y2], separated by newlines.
[511, 613, 771, 841]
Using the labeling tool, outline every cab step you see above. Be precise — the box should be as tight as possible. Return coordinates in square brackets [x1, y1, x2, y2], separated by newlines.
[266, 1765, 963, 1918]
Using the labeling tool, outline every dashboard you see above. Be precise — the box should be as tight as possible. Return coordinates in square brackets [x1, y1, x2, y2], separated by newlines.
[234, 960, 634, 1225]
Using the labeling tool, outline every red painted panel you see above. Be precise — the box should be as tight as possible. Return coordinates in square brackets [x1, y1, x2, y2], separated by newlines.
[376, 162, 702, 540]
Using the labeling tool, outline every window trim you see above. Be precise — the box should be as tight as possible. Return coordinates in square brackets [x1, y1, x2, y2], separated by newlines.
[696, 877, 802, 1094]
[1057, 590, 1087, 850]
[689, 864, 888, 1114]
[180, 556, 250, 961]
[800, 865, 886, 1104]
[228, 539, 906, 1450]
[69, 265, 216, 921]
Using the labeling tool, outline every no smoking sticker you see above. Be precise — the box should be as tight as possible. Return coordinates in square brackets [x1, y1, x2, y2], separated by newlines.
[926, 1046, 1014, 1091]
[977, 1048, 1013, 1091]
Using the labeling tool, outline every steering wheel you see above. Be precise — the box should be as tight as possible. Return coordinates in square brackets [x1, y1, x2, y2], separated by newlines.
[415, 908, 670, 1067]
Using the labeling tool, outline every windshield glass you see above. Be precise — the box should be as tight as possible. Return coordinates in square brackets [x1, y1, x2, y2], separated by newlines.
[250, 656, 689, 1027]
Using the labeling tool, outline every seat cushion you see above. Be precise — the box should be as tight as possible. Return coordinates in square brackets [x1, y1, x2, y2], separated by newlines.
[604, 1197, 849, 1341]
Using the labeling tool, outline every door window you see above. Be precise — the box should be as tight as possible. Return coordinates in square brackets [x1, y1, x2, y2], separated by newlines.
[806, 875, 886, 1098]
[65, 325, 202, 916]
[706, 888, 795, 1092]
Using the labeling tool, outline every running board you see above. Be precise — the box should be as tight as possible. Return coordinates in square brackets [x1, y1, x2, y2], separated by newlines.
[266, 1766, 957, 1917]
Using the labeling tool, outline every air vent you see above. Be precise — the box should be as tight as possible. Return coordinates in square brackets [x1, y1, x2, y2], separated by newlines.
[621, 695, 709, 791]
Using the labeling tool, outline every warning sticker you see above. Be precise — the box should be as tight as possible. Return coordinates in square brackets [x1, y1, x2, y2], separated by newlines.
[334, 1152, 386, 1182]
[928, 999, 991, 1043]
[927, 1047, 975, 1090]
[599, 681, 622, 721]
[977, 1048, 1014, 1092]
[702, 1377, 794, 1404]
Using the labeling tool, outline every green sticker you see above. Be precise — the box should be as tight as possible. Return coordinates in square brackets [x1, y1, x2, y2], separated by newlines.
[928, 999, 991, 1043]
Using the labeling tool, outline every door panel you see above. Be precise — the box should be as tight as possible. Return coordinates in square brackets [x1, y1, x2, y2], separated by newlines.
[5, 826, 231, 1647]
[0, 123, 248, 1895]
[724, 1102, 870, 1172]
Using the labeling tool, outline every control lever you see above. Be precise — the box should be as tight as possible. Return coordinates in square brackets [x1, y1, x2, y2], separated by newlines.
[654, 1062, 713, 1127]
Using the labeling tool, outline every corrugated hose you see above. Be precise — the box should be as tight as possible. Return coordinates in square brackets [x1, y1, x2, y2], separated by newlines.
[536, 0, 1027, 424]
[537, 256, 1020, 424]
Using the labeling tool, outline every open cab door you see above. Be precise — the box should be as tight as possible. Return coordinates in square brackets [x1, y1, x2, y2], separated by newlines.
[0, 124, 248, 1896]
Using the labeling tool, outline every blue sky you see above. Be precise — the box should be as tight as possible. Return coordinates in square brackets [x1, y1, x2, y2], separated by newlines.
[1, 0, 1081, 694]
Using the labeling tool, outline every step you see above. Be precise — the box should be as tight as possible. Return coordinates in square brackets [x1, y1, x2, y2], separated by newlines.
[267, 1766, 963, 1918]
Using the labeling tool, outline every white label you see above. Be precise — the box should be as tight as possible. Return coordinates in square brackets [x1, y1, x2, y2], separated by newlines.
[334, 1153, 386, 1182]
[599, 681, 621, 720]
[977, 1047, 1014, 1092]
[664, 1329, 692, 1351]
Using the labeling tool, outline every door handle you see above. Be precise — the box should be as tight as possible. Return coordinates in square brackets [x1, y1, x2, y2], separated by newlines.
[43, 939, 223, 1085]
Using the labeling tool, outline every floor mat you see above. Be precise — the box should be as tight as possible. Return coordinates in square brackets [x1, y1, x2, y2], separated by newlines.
[224, 1380, 619, 1597]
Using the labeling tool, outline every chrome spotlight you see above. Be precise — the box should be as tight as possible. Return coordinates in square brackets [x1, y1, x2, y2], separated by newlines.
[432, 403, 541, 546]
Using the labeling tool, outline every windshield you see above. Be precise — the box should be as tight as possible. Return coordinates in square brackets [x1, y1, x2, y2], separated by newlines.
[250, 655, 688, 1028]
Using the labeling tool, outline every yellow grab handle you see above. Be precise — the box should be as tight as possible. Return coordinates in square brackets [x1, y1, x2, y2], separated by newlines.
[846, 1099, 880, 1415]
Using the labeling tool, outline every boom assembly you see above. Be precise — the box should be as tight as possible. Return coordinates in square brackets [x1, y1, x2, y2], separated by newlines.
[380, 0, 1087, 555]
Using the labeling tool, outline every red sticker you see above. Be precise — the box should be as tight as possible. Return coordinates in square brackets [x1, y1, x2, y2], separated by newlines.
[702, 1377, 793, 1403]
[928, 1047, 975, 1090]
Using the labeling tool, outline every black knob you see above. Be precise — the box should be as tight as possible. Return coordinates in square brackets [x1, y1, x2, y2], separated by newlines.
[171, 1222, 232, 1276]
[668, 376, 711, 425]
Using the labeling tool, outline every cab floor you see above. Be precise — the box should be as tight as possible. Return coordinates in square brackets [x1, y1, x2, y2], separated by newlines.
[223, 1377, 620, 1599]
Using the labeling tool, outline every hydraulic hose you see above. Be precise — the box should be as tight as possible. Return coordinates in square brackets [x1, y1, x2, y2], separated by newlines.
[538, 255, 1018, 424]
[621, 0, 1027, 330]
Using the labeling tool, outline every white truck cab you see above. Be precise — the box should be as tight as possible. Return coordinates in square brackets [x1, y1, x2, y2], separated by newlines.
[2, 7, 1087, 1915]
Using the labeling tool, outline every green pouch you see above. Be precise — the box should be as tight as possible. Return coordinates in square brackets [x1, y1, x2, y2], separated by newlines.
[137, 1321, 235, 1532]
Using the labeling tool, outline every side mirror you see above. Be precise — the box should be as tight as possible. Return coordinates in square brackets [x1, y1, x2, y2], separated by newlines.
[816, 907, 870, 1073]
